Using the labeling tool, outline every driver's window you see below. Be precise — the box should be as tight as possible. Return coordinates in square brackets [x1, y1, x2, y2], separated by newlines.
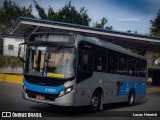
[78, 50, 93, 72]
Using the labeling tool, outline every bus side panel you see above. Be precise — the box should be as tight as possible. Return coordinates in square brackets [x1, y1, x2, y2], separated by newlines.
[75, 72, 147, 106]
[74, 77, 94, 106]
[117, 76, 146, 101]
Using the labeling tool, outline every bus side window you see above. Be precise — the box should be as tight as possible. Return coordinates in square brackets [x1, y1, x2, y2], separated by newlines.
[119, 54, 128, 75]
[94, 54, 106, 72]
[78, 50, 93, 72]
[77, 50, 94, 83]
[137, 60, 147, 77]
[107, 51, 119, 74]
[128, 57, 136, 76]
[143, 61, 147, 77]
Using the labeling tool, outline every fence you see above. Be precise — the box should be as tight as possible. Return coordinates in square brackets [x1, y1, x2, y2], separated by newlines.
[0, 46, 24, 57]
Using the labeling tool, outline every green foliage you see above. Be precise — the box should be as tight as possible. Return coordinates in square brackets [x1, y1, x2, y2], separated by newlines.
[0, 0, 112, 33]
[33, 0, 47, 19]
[58, 2, 91, 26]
[47, 6, 57, 20]
[93, 17, 112, 30]
[150, 9, 160, 36]
[0, 56, 23, 67]
[0, 0, 34, 34]
[145, 51, 160, 68]
[33, 1, 91, 26]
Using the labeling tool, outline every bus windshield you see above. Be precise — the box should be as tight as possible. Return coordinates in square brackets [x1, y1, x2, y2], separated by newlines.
[27, 46, 75, 79]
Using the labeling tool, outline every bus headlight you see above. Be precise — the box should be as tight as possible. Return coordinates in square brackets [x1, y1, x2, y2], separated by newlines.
[59, 86, 73, 97]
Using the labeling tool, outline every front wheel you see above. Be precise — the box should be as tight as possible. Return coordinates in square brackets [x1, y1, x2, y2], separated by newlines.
[127, 90, 135, 106]
[89, 91, 102, 112]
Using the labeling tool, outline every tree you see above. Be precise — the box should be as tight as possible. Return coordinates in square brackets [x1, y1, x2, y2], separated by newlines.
[33, 0, 47, 19]
[93, 17, 112, 30]
[34, 1, 91, 26]
[0, 0, 34, 33]
[145, 51, 160, 68]
[150, 9, 160, 36]
[58, 2, 91, 26]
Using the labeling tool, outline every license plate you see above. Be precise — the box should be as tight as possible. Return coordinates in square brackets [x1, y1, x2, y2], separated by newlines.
[36, 95, 45, 100]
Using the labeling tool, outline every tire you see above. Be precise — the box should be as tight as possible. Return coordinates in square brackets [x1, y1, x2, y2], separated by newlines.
[127, 90, 135, 107]
[89, 91, 102, 112]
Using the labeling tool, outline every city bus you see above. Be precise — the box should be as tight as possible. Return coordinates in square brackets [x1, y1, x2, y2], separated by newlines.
[18, 32, 147, 112]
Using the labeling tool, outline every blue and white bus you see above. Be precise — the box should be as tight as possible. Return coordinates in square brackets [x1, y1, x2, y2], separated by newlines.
[18, 32, 147, 112]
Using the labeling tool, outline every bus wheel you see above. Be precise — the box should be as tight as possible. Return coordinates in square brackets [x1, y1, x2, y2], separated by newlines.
[127, 90, 135, 107]
[89, 91, 101, 112]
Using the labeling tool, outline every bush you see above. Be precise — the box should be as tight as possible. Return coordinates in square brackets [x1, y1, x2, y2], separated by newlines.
[0, 55, 23, 67]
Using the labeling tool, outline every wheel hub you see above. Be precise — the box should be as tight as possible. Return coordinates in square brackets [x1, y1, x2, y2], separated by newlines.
[130, 94, 134, 104]
[91, 97, 98, 107]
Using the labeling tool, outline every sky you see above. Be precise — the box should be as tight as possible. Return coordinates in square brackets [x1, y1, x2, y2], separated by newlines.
[0, 0, 160, 35]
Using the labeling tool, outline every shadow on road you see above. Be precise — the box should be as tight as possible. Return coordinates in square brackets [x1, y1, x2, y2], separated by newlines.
[30, 98, 148, 116]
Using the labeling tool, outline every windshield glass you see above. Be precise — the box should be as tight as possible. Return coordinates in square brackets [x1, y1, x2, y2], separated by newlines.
[27, 46, 75, 79]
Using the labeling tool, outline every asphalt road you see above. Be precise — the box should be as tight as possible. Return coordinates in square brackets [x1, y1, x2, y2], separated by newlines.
[0, 83, 160, 118]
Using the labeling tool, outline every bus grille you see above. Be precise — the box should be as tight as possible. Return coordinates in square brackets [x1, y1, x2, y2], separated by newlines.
[26, 89, 58, 101]
[24, 75, 64, 86]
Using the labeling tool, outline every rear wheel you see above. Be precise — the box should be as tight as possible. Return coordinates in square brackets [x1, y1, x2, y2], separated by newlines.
[127, 90, 135, 106]
[89, 91, 102, 112]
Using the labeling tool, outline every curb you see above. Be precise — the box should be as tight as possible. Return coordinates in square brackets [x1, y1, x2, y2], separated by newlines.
[147, 87, 160, 91]
[0, 73, 22, 84]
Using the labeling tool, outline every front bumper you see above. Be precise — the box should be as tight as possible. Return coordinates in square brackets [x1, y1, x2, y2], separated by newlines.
[22, 88, 75, 106]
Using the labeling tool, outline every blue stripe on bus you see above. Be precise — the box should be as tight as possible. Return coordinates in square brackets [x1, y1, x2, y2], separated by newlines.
[24, 80, 65, 94]
[118, 82, 146, 96]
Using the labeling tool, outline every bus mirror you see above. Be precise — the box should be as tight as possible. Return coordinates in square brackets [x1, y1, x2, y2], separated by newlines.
[18, 43, 26, 62]
[18, 46, 21, 56]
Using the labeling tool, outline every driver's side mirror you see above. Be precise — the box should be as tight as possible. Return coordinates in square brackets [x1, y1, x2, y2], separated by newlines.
[18, 46, 22, 56]
[18, 43, 26, 62]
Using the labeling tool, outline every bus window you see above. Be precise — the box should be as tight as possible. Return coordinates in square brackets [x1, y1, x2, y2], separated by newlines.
[33, 50, 41, 71]
[95, 54, 106, 72]
[119, 54, 128, 75]
[27, 46, 75, 78]
[135, 59, 139, 76]
[107, 51, 119, 74]
[77, 50, 94, 83]
[128, 57, 136, 76]
[78, 50, 93, 72]
[137, 60, 147, 77]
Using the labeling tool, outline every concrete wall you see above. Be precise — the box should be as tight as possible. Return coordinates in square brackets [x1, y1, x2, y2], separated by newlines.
[0, 66, 23, 74]
[3, 37, 24, 56]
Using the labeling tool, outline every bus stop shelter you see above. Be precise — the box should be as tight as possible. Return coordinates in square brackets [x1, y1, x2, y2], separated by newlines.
[10, 17, 160, 52]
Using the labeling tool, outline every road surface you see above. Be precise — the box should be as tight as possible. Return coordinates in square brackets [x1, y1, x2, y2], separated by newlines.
[0, 83, 160, 118]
